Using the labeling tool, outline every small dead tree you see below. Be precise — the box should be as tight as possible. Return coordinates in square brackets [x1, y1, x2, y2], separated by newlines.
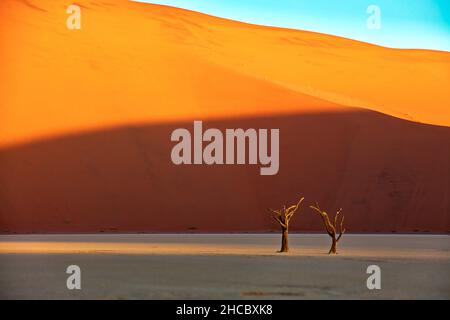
[269, 197, 304, 253]
[310, 202, 346, 254]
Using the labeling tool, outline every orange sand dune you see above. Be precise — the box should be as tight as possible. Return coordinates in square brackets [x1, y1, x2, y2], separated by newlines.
[1, 0, 449, 148]
[0, 0, 449, 233]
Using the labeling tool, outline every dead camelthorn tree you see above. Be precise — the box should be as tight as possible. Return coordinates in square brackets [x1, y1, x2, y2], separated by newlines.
[269, 197, 304, 253]
[310, 202, 346, 254]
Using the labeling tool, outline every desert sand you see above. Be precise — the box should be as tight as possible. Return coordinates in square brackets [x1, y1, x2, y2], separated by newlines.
[0, 0, 449, 233]
[0, 234, 449, 299]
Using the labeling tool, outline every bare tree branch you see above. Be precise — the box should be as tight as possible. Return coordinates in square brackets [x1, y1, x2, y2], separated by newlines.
[269, 197, 304, 253]
[337, 215, 346, 242]
[310, 205, 334, 237]
[269, 208, 281, 217]
[309, 204, 324, 216]
[286, 197, 304, 221]
[271, 216, 286, 229]
[310, 202, 346, 254]
[334, 208, 342, 229]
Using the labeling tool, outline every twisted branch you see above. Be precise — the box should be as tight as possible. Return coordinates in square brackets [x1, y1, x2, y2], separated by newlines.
[270, 197, 304, 229]
[337, 214, 346, 242]
[309, 203, 334, 237]
[310, 202, 346, 253]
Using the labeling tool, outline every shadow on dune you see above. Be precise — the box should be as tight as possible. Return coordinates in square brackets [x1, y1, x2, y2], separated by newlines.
[0, 110, 449, 233]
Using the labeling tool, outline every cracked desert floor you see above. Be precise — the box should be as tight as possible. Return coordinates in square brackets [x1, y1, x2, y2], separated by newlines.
[0, 234, 449, 299]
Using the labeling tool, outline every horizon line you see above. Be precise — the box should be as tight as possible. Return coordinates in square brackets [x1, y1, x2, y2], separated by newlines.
[131, 0, 450, 53]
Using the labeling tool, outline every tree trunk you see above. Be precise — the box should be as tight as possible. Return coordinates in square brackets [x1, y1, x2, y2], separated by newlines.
[280, 228, 289, 253]
[329, 237, 337, 254]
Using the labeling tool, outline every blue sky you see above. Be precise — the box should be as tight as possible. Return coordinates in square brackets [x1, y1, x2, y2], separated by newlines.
[134, 0, 450, 52]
